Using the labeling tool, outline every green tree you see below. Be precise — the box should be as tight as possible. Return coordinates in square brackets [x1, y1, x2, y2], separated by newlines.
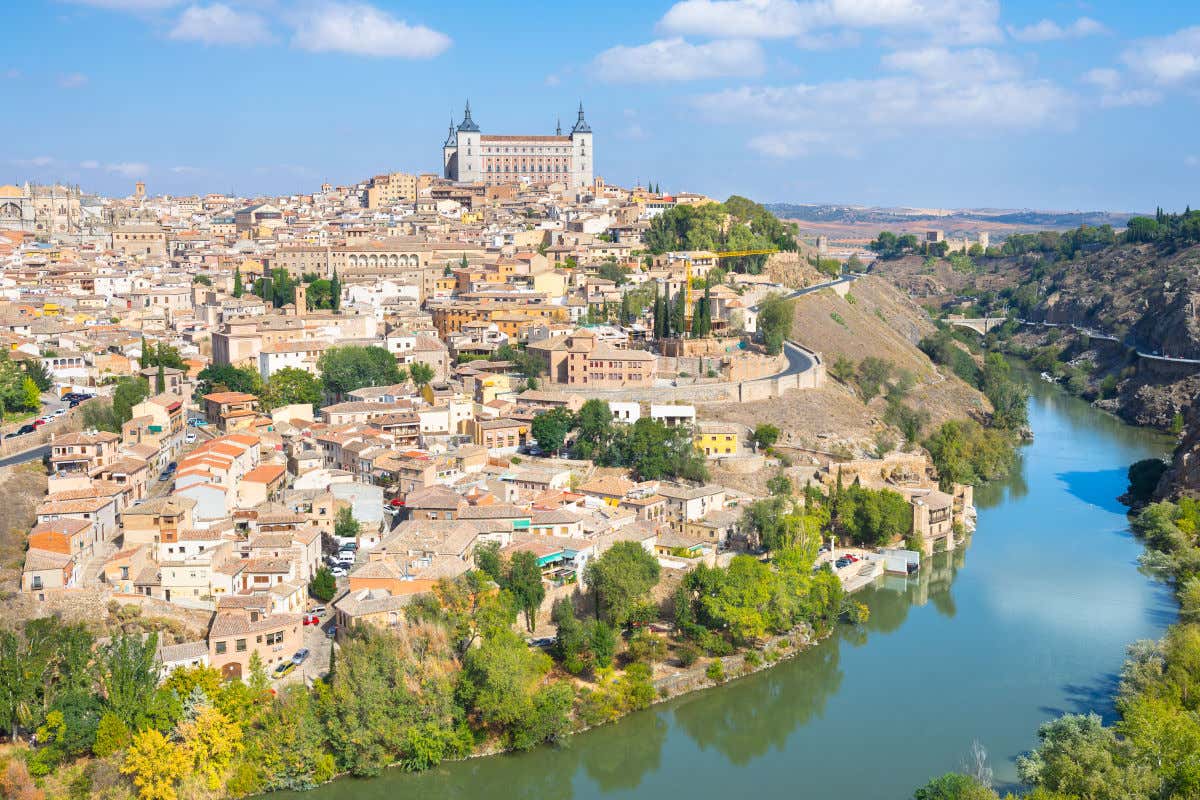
[408, 361, 435, 387]
[329, 269, 341, 312]
[583, 541, 661, 626]
[856, 356, 893, 401]
[912, 774, 998, 800]
[195, 363, 262, 398]
[508, 551, 546, 633]
[531, 407, 573, 455]
[752, 423, 780, 449]
[1126, 459, 1168, 507]
[232, 267, 243, 298]
[333, 507, 360, 541]
[262, 367, 324, 411]
[25, 360, 52, 392]
[757, 293, 793, 355]
[98, 631, 160, 730]
[317, 345, 402, 398]
[309, 567, 337, 603]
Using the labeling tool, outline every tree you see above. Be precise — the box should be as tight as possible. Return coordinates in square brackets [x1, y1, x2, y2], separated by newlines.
[856, 357, 893, 401]
[155, 363, 165, 394]
[757, 293, 793, 355]
[408, 361, 434, 387]
[329, 269, 341, 312]
[912, 774, 998, 800]
[305, 278, 333, 310]
[194, 363, 262, 398]
[508, 551, 546, 632]
[232, 267, 243, 298]
[474, 542, 505, 584]
[531, 407, 573, 455]
[334, 506, 360, 541]
[583, 541, 661, 626]
[24, 360, 52, 392]
[309, 567, 337, 602]
[178, 703, 243, 789]
[317, 345, 401, 398]
[626, 629, 667, 667]
[1126, 459, 1168, 507]
[122, 728, 191, 800]
[98, 632, 160, 730]
[752, 423, 780, 449]
[829, 355, 856, 384]
[93, 711, 130, 756]
[574, 398, 615, 459]
[20, 377, 39, 411]
[262, 367, 323, 411]
[671, 288, 687, 336]
[112, 376, 150, 424]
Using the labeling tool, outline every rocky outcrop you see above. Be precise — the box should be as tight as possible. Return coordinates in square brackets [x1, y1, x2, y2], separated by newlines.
[1159, 399, 1200, 499]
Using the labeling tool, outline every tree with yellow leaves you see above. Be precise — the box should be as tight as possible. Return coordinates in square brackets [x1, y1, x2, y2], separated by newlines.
[179, 703, 243, 790]
[121, 728, 190, 800]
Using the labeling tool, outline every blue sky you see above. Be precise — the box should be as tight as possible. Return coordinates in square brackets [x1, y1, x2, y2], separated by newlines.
[3, 0, 1199, 211]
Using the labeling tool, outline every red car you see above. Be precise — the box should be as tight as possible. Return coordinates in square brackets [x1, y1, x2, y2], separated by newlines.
[845, 555, 859, 563]
[302, 614, 320, 626]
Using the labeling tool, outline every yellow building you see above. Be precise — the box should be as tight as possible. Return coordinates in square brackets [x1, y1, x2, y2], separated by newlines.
[693, 423, 740, 459]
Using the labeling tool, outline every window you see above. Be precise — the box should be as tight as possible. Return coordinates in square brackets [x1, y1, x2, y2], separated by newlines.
[235, 638, 247, 652]
[215, 640, 227, 654]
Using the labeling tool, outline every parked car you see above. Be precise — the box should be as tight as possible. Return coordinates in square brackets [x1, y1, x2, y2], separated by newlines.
[835, 558, 851, 569]
[526, 637, 556, 649]
[291, 648, 310, 665]
[273, 662, 295, 678]
[166, 462, 177, 472]
[341, 541, 359, 552]
[311, 605, 326, 615]
[325, 625, 337, 639]
[302, 614, 320, 626]
[31, 419, 46, 428]
[16, 424, 35, 435]
[185, 432, 197, 443]
[330, 567, 348, 578]
[157, 473, 172, 482]
[52, 409, 67, 418]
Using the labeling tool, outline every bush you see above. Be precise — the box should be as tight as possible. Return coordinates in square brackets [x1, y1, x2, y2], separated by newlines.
[705, 661, 726, 683]
[676, 643, 700, 667]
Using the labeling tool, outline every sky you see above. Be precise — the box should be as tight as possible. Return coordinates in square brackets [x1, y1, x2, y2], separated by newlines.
[3, 0, 1199, 211]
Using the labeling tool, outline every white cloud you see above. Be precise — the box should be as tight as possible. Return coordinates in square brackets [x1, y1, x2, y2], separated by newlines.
[106, 162, 149, 178]
[290, 3, 450, 59]
[594, 37, 764, 82]
[1082, 67, 1120, 91]
[1099, 89, 1162, 108]
[14, 156, 57, 168]
[1122, 26, 1200, 85]
[58, 72, 89, 89]
[1008, 17, 1106, 43]
[64, 0, 182, 10]
[169, 4, 272, 45]
[881, 47, 1018, 83]
[79, 160, 101, 169]
[696, 76, 1074, 158]
[659, 0, 1001, 45]
[170, 165, 205, 174]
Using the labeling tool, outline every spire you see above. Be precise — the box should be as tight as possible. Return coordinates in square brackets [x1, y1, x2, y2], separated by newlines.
[444, 116, 457, 147]
[556, 117, 562, 136]
[458, 99, 479, 132]
[571, 101, 591, 134]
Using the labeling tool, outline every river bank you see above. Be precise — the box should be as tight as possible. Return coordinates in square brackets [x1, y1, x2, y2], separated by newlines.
[276, 376, 1176, 800]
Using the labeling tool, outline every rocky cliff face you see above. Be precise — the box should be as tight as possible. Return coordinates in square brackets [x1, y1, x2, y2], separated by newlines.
[1160, 399, 1200, 499]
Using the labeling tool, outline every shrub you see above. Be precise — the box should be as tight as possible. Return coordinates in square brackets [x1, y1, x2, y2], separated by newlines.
[675, 643, 700, 667]
[705, 661, 726, 683]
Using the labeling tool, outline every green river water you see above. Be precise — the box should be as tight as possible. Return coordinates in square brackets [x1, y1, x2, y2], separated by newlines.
[283, 377, 1177, 799]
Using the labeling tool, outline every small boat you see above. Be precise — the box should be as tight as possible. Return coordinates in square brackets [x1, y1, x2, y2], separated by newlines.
[1040, 371, 1055, 383]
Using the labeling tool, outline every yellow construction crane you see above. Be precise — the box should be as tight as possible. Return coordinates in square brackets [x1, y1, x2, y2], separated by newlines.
[714, 248, 779, 259]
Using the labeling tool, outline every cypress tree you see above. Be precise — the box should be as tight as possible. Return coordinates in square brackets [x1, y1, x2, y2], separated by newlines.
[330, 269, 341, 312]
[232, 267, 243, 298]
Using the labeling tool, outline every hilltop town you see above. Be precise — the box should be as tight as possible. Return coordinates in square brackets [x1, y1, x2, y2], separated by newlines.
[0, 107, 995, 798]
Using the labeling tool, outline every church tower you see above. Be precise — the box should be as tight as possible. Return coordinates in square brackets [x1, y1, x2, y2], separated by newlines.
[569, 102, 593, 191]
[455, 100, 482, 183]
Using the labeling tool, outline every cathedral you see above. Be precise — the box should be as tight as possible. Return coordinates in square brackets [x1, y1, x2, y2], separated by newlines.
[0, 182, 102, 237]
[442, 102, 593, 190]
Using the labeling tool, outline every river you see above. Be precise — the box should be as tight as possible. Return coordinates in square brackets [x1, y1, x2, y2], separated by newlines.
[284, 377, 1177, 800]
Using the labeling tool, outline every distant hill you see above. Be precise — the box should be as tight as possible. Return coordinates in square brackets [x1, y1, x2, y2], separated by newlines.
[765, 203, 1140, 234]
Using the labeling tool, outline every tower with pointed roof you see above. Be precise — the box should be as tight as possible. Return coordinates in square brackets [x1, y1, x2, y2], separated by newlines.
[441, 101, 594, 190]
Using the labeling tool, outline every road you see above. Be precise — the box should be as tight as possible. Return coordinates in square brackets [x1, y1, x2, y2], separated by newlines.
[0, 444, 48, 468]
[748, 273, 858, 312]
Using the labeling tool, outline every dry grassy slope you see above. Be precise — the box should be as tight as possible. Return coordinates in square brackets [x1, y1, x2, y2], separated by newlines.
[707, 276, 988, 460]
[0, 462, 49, 600]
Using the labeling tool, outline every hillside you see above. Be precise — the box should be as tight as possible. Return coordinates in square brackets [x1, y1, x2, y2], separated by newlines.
[708, 276, 989, 462]
[873, 238, 1200, 427]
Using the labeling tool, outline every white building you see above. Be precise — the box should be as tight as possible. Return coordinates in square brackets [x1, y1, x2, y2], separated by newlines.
[443, 101, 594, 190]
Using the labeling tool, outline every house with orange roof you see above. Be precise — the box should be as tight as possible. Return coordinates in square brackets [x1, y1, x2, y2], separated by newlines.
[203, 391, 260, 431]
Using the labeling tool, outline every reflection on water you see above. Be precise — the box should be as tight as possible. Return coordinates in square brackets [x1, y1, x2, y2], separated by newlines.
[280, 379, 1177, 800]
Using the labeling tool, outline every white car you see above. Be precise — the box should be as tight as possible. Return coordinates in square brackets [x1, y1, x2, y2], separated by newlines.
[185, 431, 197, 443]
[330, 567, 348, 577]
